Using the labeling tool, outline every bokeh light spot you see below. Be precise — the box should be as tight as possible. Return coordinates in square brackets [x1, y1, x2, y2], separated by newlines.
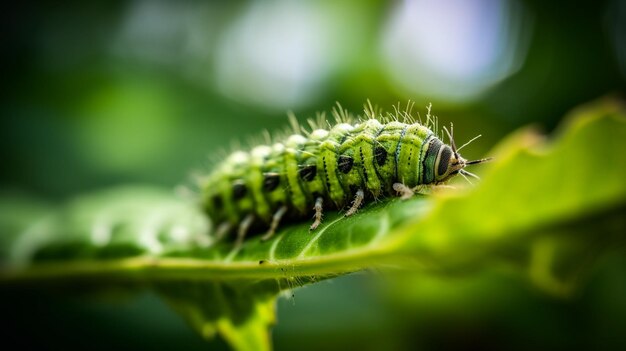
[382, 0, 531, 102]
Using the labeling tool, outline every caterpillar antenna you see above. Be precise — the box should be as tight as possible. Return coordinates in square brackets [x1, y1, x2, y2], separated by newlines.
[465, 157, 493, 165]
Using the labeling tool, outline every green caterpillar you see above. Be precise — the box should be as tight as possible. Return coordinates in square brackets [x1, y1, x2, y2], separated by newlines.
[200, 103, 489, 246]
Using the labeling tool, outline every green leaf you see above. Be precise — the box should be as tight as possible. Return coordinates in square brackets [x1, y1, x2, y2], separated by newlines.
[1, 98, 625, 350]
[156, 280, 280, 351]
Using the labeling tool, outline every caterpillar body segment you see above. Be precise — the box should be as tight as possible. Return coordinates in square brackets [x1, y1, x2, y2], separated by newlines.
[200, 105, 488, 244]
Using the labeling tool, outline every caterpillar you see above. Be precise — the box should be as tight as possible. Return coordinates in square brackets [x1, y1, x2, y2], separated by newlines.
[200, 102, 490, 246]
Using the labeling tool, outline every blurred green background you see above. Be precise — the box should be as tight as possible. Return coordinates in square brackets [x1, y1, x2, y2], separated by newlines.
[1, 0, 625, 350]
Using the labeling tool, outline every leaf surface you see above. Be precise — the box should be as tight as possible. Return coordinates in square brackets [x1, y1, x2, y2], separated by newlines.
[1, 98, 625, 350]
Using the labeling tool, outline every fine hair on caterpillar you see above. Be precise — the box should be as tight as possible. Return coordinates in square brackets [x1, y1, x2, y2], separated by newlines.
[199, 101, 491, 247]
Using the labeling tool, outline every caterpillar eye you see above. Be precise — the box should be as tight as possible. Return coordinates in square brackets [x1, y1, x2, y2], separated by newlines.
[436, 145, 453, 178]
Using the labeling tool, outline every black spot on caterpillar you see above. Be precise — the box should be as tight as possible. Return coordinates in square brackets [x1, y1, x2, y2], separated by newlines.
[200, 102, 491, 245]
[262, 172, 281, 192]
[338, 155, 354, 173]
[299, 165, 317, 182]
[375, 146, 388, 166]
[231, 181, 247, 200]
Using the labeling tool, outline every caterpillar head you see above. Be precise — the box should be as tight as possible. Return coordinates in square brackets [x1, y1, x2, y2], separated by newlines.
[434, 125, 492, 183]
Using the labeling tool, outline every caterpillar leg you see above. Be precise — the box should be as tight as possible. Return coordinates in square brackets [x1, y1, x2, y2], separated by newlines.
[345, 189, 365, 217]
[393, 183, 415, 200]
[215, 222, 233, 242]
[235, 213, 255, 248]
[261, 205, 288, 241]
[310, 197, 324, 231]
